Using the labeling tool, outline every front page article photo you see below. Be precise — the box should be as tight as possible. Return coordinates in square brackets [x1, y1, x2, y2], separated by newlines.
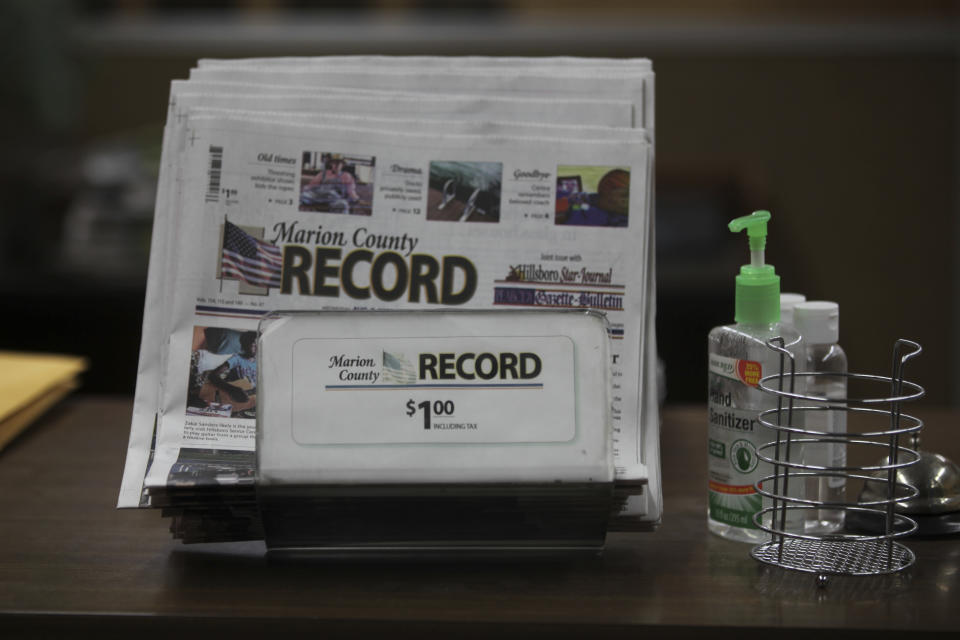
[555, 165, 630, 227]
[186, 326, 258, 419]
[299, 151, 375, 216]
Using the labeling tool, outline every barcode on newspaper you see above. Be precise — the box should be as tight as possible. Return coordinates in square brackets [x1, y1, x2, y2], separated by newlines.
[205, 145, 223, 203]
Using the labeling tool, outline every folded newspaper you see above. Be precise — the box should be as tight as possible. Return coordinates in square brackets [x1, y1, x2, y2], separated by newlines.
[118, 56, 661, 543]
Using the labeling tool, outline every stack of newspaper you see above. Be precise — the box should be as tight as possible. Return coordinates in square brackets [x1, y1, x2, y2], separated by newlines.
[117, 56, 661, 544]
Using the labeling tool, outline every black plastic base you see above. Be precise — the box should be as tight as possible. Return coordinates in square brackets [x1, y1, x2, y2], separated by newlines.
[258, 482, 615, 555]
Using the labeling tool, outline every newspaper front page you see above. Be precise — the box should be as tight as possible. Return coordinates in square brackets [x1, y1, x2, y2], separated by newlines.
[119, 57, 660, 528]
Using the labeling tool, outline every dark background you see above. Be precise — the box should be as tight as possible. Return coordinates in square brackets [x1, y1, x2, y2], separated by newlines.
[1, 0, 957, 405]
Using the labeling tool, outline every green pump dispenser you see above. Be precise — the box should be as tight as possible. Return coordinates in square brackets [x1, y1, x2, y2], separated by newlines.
[728, 210, 780, 325]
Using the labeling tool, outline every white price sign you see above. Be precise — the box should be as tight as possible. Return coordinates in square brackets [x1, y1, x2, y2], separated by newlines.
[290, 336, 577, 445]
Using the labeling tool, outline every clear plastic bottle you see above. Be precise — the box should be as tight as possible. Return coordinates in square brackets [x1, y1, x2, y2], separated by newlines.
[794, 301, 847, 534]
[707, 211, 804, 543]
[779, 293, 806, 328]
[708, 325, 803, 542]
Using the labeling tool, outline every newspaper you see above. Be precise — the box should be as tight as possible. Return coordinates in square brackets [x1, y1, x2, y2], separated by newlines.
[137, 87, 639, 504]
[179, 64, 657, 509]
[196, 55, 653, 69]
[169, 82, 636, 126]
[187, 64, 654, 132]
[119, 57, 660, 529]
[151, 87, 635, 401]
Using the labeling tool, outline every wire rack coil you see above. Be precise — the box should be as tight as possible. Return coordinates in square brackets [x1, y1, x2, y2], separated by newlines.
[750, 339, 924, 578]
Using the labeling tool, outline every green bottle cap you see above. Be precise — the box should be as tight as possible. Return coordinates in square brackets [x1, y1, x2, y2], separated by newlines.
[728, 210, 780, 324]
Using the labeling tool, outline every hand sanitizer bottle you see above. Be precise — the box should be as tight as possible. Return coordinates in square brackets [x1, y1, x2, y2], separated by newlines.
[793, 301, 847, 534]
[708, 211, 803, 542]
[780, 293, 806, 327]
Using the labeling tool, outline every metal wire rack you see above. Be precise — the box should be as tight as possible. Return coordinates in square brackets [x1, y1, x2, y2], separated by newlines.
[750, 339, 924, 580]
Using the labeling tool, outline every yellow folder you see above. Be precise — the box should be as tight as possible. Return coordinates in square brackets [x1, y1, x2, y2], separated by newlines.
[0, 352, 88, 451]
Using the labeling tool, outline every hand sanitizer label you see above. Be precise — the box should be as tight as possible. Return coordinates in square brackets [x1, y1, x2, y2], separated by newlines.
[707, 381, 765, 529]
[709, 354, 762, 387]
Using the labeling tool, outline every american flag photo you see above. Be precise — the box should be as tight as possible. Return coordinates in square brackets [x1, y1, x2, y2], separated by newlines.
[220, 220, 282, 289]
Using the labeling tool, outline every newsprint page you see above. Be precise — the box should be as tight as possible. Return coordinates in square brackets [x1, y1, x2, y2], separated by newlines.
[118, 57, 661, 531]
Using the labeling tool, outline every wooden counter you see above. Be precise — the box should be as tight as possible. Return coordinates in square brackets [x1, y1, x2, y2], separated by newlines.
[1, 397, 957, 638]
